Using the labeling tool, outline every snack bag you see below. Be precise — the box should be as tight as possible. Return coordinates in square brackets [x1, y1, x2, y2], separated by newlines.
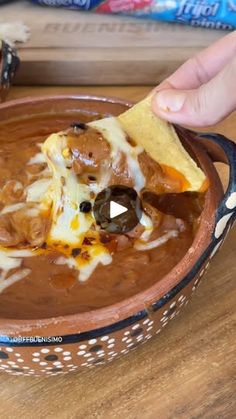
[31, 0, 236, 30]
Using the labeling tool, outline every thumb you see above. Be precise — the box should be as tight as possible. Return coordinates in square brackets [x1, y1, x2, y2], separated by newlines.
[152, 57, 236, 127]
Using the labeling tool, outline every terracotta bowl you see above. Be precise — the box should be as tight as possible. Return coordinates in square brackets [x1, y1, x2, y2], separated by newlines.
[0, 95, 235, 377]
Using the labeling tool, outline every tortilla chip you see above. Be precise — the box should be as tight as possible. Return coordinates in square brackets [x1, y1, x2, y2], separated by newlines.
[118, 95, 207, 192]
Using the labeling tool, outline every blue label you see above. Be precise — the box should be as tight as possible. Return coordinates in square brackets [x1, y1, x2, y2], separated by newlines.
[30, 0, 236, 29]
[31, 0, 104, 10]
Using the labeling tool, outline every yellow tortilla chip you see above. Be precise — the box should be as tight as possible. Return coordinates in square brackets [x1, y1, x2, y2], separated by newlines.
[118, 95, 207, 192]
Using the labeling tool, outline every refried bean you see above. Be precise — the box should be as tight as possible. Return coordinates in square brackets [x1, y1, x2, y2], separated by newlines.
[0, 112, 205, 319]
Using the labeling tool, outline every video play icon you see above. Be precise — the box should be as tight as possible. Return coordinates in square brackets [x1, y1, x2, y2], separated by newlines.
[93, 185, 142, 234]
[110, 201, 128, 218]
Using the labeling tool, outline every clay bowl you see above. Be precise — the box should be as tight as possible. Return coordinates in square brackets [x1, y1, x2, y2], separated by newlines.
[0, 95, 235, 377]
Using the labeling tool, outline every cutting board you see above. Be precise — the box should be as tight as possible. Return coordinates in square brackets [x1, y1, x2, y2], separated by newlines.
[1, 1, 226, 85]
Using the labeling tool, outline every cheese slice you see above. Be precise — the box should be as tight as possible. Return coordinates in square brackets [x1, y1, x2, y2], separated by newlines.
[118, 95, 207, 192]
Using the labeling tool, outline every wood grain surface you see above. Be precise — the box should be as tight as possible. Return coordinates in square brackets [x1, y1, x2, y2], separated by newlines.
[0, 86, 235, 419]
[1, 1, 225, 85]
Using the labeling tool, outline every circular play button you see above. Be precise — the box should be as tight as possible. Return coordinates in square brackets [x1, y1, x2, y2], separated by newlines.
[93, 185, 142, 234]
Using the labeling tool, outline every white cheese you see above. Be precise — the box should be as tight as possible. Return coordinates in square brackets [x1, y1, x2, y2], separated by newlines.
[42, 133, 95, 246]
[134, 230, 178, 251]
[139, 211, 154, 241]
[88, 117, 146, 192]
[0, 250, 22, 275]
[12, 181, 23, 192]
[26, 178, 52, 203]
[79, 252, 112, 282]
[27, 152, 46, 165]
[56, 251, 112, 282]
[0, 268, 31, 293]
[0, 248, 34, 292]
[1, 202, 25, 214]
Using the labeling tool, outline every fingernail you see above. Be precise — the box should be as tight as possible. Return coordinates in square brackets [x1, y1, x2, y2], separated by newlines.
[155, 90, 186, 112]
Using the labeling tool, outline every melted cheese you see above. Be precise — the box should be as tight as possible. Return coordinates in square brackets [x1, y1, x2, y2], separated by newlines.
[139, 212, 154, 241]
[26, 150, 50, 179]
[12, 181, 23, 192]
[134, 230, 178, 251]
[56, 250, 112, 282]
[0, 248, 34, 292]
[1, 202, 25, 214]
[88, 117, 146, 192]
[42, 133, 95, 246]
[26, 178, 52, 203]
[0, 268, 31, 293]
[0, 249, 22, 275]
[39, 121, 153, 281]
[37, 132, 113, 282]
[27, 152, 46, 165]
[89, 117, 154, 239]
[0, 117, 164, 286]
[39, 121, 155, 281]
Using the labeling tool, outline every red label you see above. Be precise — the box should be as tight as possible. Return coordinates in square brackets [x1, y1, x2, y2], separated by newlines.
[96, 0, 152, 13]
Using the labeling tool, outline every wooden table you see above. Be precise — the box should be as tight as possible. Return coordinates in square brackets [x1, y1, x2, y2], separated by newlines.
[0, 86, 235, 419]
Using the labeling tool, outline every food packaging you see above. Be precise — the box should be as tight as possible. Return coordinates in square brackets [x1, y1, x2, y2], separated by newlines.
[30, 1, 236, 30]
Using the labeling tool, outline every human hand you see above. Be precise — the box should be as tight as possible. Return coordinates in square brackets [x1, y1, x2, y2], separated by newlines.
[152, 31, 236, 127]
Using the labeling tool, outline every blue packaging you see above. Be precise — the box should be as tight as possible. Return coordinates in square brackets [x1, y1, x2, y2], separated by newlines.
[30, 1, 236, 30]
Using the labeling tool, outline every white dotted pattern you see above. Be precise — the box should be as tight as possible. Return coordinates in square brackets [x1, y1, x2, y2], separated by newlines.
[225, 192, 236, 209]
[210, 239, 223, 259]
[0, 285, 203, 376]
[215, 212, 234, 239]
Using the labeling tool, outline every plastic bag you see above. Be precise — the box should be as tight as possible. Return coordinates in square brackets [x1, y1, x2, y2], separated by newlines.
[31, 1, 236, 30]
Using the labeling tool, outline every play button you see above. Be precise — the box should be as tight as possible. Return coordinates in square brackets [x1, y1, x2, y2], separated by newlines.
[110, 201, 128, 218]
[93, 185, 142, 234]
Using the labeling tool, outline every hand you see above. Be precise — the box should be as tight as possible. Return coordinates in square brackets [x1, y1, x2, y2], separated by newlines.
[152, 31, 236, 127]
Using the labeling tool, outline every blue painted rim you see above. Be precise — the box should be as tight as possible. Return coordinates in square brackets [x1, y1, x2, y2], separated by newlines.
[197, 132, 236, 225]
